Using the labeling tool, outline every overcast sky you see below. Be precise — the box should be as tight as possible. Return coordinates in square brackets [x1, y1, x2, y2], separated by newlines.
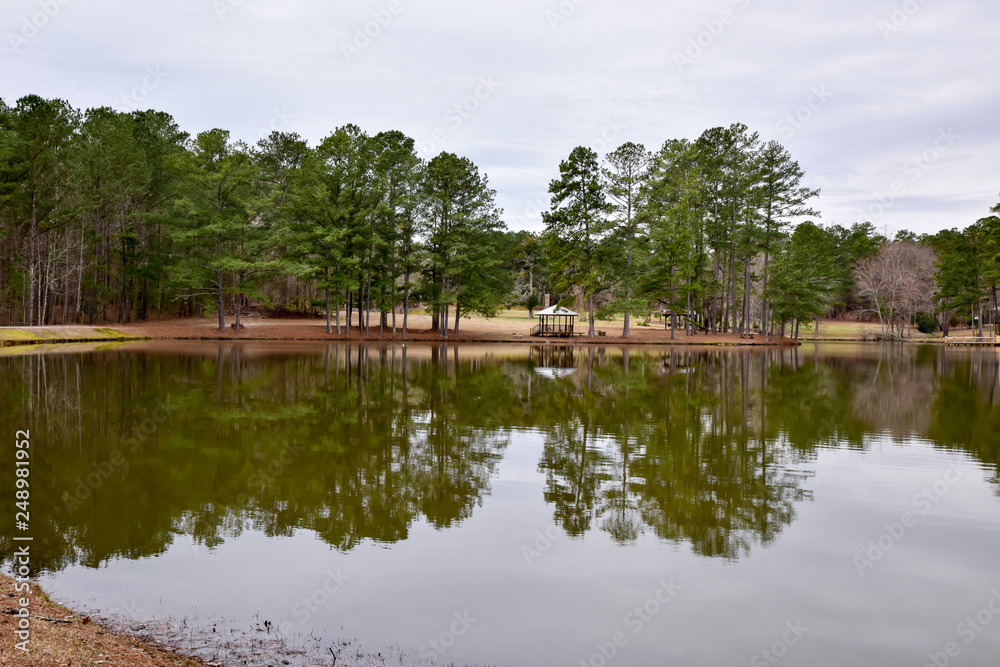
[4, 0, 999, 235]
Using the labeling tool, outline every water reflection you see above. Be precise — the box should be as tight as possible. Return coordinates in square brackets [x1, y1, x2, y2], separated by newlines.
[2, 342, 999, 573]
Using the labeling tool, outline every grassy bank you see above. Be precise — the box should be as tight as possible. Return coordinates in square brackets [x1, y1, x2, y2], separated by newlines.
[0, 326, 148, 346]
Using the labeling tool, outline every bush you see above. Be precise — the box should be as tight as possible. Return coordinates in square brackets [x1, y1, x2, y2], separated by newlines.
[916, 313, 939, 334]
[525, 293, 539, 312]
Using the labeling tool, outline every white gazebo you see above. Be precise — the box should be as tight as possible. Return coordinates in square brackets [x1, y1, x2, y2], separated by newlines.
[531, 305, 578, 337]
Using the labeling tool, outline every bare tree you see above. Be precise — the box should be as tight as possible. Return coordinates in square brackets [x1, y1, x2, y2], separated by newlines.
[855, 241, 937, 339]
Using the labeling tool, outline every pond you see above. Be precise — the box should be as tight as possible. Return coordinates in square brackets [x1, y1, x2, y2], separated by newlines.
[2, 342, 1000, 666]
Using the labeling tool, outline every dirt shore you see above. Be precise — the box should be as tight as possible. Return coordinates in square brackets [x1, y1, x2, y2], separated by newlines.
[2, 312, 801, 346]
[0, 574, 207, 667]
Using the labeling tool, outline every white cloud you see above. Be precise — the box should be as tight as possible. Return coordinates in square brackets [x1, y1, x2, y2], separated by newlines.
[2, 0, 997, 234]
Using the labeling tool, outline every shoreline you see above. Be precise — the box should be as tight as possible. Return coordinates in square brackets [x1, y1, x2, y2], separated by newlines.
[0, 573, 207, 667]
[0, 316, 804, 347]
[2, 315, 976, 349]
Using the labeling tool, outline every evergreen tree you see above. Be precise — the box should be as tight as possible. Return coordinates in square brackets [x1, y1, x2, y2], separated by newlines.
[642, 138, 706, 337]
[543, 146, 612, 338]
[421, 152, 503, 337]
[603, 142, 650, 337]
[0, 95, 79, 325]
[171, 129, 264, 331]
[756, 140, 820, 339]
[768, 222, 839, 338]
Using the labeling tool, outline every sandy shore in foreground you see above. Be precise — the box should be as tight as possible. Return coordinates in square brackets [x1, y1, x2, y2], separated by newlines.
[0, 573, 206, 667]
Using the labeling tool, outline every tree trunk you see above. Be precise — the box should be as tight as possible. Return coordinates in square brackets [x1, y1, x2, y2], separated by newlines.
[990, 283, 1000, 336]
[710, 255, 719, 334]
[75, 217, 85, 323]
[402, 271, 410, 340]
[325, 285, 332, 334]
[741, 255, 751, 334]
[345, 289, 352, 338]
[588, 292, 595, 338]
[365, 272, 373, 336]
[623, 246, 632, 338]
[217, 270, 225, 331]
[528, 267, 534, 318]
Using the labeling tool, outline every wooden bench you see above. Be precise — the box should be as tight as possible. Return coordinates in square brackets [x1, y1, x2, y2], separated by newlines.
[597, 330, 606, 337]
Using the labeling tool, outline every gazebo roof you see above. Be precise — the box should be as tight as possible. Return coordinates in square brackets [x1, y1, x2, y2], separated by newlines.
[535, 305, 578, 317]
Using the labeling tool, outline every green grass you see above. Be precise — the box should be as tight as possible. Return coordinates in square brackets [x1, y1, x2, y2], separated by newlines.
[94, 327, 134, 339]
[0, 326, 143, 345]
[0, 329, 39, 341]
[799, 321, 875, 338]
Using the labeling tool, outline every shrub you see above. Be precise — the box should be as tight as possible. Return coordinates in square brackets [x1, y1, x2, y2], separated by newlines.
[916, 313, 939, 334]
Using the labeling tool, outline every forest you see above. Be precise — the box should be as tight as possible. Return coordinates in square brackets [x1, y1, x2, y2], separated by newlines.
[2, 94, 998, 339]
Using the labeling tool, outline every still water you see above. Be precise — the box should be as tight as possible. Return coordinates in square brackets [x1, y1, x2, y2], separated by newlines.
[3, 342, 1000, 666]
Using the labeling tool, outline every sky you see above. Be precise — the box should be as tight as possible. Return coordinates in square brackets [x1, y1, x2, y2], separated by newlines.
[4, 0, 999, 236]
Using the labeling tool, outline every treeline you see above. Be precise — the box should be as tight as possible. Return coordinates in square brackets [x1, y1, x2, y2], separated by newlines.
[540, 126, 1000, 340]
[2, 95, 997, 338]
[0, 95, 513, 334]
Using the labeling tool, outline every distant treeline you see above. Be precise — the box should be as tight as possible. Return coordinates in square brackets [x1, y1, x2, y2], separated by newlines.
[1, 95, 997, 338]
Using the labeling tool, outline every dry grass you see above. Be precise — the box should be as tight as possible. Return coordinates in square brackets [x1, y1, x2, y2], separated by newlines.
[0, 574, 208, 667]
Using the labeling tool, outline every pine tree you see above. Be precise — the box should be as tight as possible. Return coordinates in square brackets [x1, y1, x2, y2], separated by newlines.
[421, 152, 503, 337]
[543, 146, 612, 338]
[603, 142, 650, 337]
[171, 129, 264, 331]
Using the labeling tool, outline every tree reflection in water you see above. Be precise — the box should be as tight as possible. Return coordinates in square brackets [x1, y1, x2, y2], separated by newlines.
[2, 342, 998, 572]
